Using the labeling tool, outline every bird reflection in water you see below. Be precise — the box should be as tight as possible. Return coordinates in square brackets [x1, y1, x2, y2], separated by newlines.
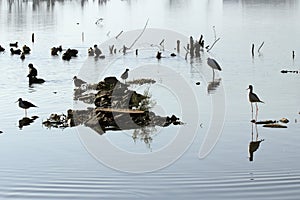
[207, 78, 222, 94]
[18, 116, 38, 129]
[249, 122, 264, 162]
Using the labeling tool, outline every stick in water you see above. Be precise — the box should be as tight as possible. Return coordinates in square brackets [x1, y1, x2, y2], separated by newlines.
[128, 18, 149, 49]
[257, 41, 264, 54]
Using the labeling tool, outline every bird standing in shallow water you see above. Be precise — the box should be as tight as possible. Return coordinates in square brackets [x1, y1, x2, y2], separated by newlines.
[73, 76, 87, 87]
[120, 69, 129, 83]
[207, 58, 222, 79]
[16, 98, 37, 116]
[247, 85, 264, 120]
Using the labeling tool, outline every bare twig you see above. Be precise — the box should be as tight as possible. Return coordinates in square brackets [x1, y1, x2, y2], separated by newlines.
[183, 46, 189, 60]
[128, 19, 149, 49]
[115, 31, 123, 39]
[207, 37, 220, 52]
[257, 41, 264, 54]
[159, 39, 165, 51]
[213, 26, 216, 41]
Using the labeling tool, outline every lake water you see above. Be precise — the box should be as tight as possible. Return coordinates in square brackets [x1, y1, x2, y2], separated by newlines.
[0, 0, 300, 199]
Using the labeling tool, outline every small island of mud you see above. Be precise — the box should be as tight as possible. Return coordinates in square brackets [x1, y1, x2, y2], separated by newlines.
[43, 76, 183, 135]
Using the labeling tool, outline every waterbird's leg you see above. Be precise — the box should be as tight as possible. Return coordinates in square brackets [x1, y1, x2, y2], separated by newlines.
[212, 69, 215, 80]
[255, 103, 258, 121]
[251, 103, 253, 119]
[255, 123, 258, 141]
[251, 123, 254, 141]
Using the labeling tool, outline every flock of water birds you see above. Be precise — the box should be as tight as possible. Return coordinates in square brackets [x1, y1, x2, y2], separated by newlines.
[0, 33, 266, 132]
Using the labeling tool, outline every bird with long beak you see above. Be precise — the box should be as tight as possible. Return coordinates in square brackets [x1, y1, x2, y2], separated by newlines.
[16, 98, 37, 116]
[207, 58, 222, 79]
[247, 85, 264, 120]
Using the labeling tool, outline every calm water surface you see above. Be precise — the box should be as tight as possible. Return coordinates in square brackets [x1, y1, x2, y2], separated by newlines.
[0, 0, 300, 199]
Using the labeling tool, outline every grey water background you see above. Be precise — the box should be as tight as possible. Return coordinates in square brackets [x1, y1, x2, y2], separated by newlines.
[0, 0, 300, 199]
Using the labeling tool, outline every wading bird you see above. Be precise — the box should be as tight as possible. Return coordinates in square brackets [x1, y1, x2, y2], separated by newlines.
[120, 69, 129, 83]
[207, 57, 222, 78]
[16, 98, 37, 116]
[73, 76, 87, 87]
[247, 85, 264, 120]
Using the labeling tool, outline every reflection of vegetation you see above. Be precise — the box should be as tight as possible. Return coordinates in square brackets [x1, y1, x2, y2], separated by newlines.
[132, 126, 157, 149]
[138, 87, 156, 111]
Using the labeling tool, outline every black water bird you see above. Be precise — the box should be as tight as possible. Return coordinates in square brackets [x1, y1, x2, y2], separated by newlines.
[120, 69, 129, 82]
[10, 48, 22, 55]
[0, 45, 5, 52]
[170, 53, 176, 57]
[16, 98, 37, 116]
[9, 42, 18, 47]
[73, 76, 87, 87]
[27, 63, 38, 78]
[247, 85, 264, 118]
[51, 45, 63, 56]
[28, 76, 45, 85]
[20, 53, 25, 60]
[156, 51, 162, 59]
[22, 45, 31, 54]
[66, 48, 78, 57]
[88, 47, 94, 56]
[62, 48, 78, 60]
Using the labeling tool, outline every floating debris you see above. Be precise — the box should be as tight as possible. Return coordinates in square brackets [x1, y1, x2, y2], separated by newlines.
[281, 69, 299, 74]
[255, 120, 276, 124]
[279, 118, 289, 124]
[42, 112, 71, 129]
[263, 124, 287, 128]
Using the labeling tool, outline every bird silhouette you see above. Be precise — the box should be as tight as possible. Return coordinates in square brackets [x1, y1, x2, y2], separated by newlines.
[73, 76, 87, 87]
[16, 98, 37, 116]
[247, 85, 264, 120]
[207, 58, 222, 78]
[120, 69, 129, 82]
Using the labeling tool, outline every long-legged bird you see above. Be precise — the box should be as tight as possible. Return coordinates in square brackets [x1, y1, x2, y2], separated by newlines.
[16, 98, 37, 116]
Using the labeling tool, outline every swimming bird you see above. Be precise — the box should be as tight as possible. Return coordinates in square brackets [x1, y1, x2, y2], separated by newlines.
[73, 76, 87, 87]
[20, 53, 25, 60]
[22, 45, 31, 54]
[27, 63, 38, 78]
[247, 85, 264, 118]
[0, 45, 5, 52]
[16, 98, 37, 116]
[120, 69, 129, 82]
[9, 42, 18, 47]
[10, 48, 22, 55]
[156, 51, 162, 59]
[28, 76, 45, 85]
[207, 57, 222, 78]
